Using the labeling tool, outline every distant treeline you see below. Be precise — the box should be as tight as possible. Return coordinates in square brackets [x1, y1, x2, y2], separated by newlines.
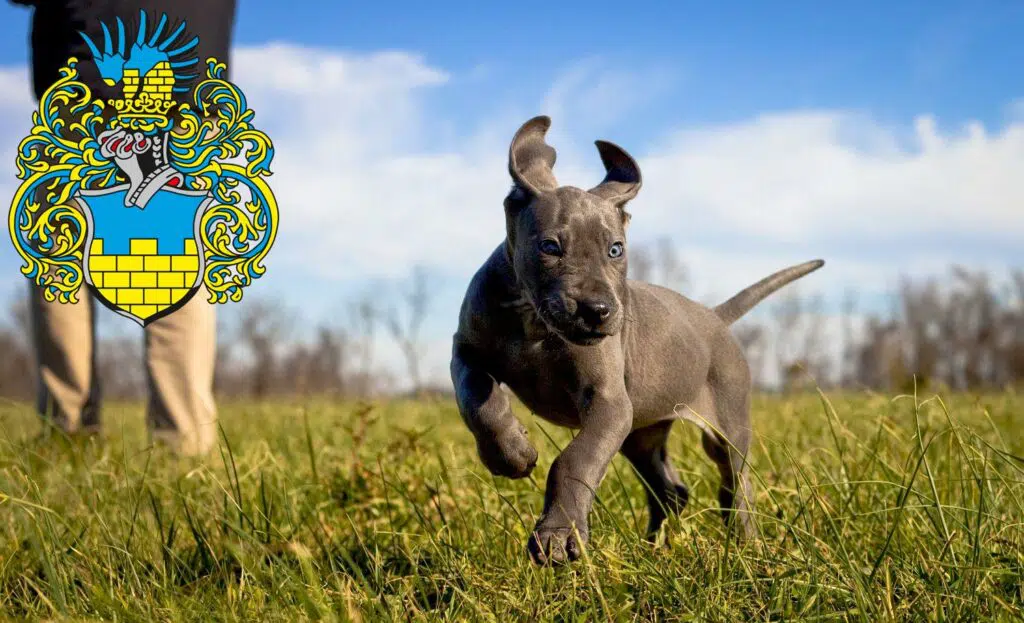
[1, 247, 1021, 401]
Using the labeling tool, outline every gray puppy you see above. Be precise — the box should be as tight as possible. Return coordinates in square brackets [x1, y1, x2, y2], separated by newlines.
[451, 116, 824, 565]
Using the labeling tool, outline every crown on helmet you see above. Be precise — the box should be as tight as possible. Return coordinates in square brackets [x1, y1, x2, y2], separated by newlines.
[79, 11, 199, 126]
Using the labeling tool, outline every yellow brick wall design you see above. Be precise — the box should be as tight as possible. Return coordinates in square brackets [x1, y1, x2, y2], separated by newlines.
[141, 62, 174, 99]
[87, 238, 200, 320]
[120, 63, 174, 103]
[122, 68, 140, 99]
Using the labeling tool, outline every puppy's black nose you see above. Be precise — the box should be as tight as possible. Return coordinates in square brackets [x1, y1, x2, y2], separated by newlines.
[578, 299, 612, 327]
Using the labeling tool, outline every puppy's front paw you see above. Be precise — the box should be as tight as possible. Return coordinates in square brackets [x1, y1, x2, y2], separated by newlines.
[476, 422, 538, 479]
[527, 518, 589, 566]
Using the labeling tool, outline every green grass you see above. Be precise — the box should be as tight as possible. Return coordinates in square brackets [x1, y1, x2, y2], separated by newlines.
[0, 390, 1022, 622]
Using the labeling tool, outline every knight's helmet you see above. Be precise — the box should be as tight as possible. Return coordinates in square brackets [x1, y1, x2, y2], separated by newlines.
[84, 12, 199, 205]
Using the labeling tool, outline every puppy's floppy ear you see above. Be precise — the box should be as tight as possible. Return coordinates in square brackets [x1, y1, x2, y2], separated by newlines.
[589, 140, 642, 207]
[508, 115, 558, 199]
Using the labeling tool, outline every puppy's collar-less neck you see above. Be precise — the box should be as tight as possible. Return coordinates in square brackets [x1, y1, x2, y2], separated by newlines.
[497, 240, 550, 341]
[502, 294, 549, 342]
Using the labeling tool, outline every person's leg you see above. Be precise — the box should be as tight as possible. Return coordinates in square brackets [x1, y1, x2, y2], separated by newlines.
[144, 288, 218, 456]
[29, 282, 102, 434]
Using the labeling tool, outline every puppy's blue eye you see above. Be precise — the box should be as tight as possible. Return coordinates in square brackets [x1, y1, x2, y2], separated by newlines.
[608, 242, 624, 258]
[539, 239, 562, 255]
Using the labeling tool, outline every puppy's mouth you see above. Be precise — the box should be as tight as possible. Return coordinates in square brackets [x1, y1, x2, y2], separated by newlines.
[535, 298, 617, 346]
[563, 328, 610, 346]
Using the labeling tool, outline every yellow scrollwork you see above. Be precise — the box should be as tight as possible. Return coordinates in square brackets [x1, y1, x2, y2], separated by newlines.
[9, 59, 110, 303]
[198, 163, 278, 304]
[169, 59, 275, 194]
[8, 177, 88, 302]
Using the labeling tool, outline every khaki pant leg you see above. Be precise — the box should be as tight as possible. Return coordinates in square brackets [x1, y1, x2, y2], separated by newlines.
[28, 282, 101, 433]
[145, 287, 218, 456]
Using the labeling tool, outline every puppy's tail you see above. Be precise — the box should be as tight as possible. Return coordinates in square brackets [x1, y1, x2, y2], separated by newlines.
[714, 259, 825, 325]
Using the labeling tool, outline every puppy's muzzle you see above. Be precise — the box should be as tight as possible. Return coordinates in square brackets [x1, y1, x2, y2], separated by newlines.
[576, 298, 614, 331]
[539, 295, 620, 344]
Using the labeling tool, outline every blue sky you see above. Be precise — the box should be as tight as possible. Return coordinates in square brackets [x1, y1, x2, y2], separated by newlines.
[3, 2, 1022, 137]
[1, 1, 1021, 387]
[238, 1, 1022, 130]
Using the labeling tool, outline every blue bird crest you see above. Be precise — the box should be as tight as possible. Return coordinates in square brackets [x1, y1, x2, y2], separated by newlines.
[79, 11, 199, 95]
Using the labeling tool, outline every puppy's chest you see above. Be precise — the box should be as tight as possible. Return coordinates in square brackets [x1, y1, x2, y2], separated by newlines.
[492, 339, 582, 428]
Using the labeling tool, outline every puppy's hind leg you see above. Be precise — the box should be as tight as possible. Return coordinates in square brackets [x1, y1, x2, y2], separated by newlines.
[701, 430, 757, 538]
[620, 420, 690, 541]
[700, 384, 758, 539]
[696, 347, 759, 539]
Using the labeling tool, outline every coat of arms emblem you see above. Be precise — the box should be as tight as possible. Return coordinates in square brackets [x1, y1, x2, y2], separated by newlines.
[8, 11, 278, 326]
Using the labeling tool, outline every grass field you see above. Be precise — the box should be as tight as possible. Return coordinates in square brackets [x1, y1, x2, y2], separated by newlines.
[0, 390, 1022, 621]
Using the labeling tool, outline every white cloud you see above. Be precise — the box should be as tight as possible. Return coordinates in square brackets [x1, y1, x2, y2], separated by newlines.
[540, 58, 678, 140]
[632, 112, 1024, 245]
[233, 44, 447, 155]
[0, 66, 33, 110]
[1, 43, 1021, 389]
[225, 45, 511, 281]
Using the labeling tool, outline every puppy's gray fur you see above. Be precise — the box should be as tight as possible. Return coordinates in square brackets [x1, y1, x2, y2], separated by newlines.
[451, 116, 824, 565]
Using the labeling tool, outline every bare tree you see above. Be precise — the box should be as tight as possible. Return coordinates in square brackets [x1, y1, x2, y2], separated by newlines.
[733, 323, 767, 389]
[0, 295, 34, 400]
[629, 244, 654, 283]
[765, 288, 829, 391]
[10, 294, 31, 340]
[213, 313, 244, 398]
[897, 276, 942, 389]
[654, 237, 688, 292]
[236, 299, 292, 398]
[998, 270, 1024, 386]
[0, 329, 33, 400]
[348, 294, 380, 396]
[771, 290, 804, 391]
[628, 237, 687, 292]
[800, 293, 831, 384]
[840, 265, 1024, 392]
[304, 325, 348, 396]
[850, 317, 903, 390]
[950, 267, 998, 389]
[838, 289, 858, 386]
[381, 266, 434, 393]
